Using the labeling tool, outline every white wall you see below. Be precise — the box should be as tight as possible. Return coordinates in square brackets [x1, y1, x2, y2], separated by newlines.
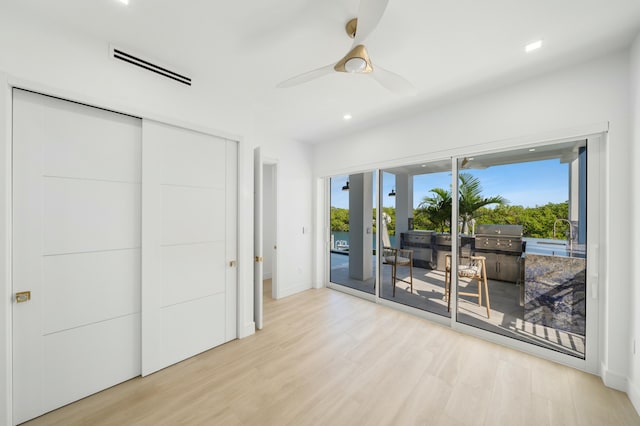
[313, 49, 632, 389]
[252, 133, 314, 298]
[0, 10, 314, 425]
[628, 33, 640, 413]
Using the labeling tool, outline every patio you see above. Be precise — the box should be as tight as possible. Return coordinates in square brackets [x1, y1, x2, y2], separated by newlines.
[330, 253, 585, 358]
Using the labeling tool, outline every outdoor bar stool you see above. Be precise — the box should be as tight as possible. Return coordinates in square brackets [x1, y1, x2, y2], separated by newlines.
[444, 255, 491, 318]
[383, 247, 413, 297]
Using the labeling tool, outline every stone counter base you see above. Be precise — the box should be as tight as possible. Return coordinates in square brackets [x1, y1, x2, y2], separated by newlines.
[524, 254, 586, 336]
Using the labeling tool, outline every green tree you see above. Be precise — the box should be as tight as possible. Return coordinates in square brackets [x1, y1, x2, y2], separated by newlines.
[417, 173, 506, 233]
[417, 187, 452, 232]
[474, 201, 569, 238]
[458, 172, 507, 233]
[330, 207, 349, 232]
[413, 207, 438, 231]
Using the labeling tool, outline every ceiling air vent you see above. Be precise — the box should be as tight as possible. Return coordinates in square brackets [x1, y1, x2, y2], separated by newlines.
[110, 45, 192, 86]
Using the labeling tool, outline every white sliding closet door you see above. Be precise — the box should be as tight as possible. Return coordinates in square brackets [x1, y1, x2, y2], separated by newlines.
[12, 89, 142, 424]
[141, 120, 237, 375]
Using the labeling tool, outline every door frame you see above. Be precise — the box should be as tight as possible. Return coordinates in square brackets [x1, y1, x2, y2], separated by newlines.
[253, 147, 263, 330]
[0, 74, 13, 426]
[253, 152, 279, 330]
[0, 74, 249, 425]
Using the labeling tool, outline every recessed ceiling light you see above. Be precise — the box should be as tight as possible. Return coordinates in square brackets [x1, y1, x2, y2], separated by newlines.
[117, 0, 129, 4]
[525, 40, 543, 53]
[343, 114, 352, 120]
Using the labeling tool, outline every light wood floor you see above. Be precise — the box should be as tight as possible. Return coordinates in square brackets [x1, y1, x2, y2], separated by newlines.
[331, 254, 585, 357]
[24, 281, 639, 426]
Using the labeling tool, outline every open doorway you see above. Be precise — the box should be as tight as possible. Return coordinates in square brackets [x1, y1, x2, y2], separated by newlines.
[254, 151, 278, 329]
[263, 161, 278, 301]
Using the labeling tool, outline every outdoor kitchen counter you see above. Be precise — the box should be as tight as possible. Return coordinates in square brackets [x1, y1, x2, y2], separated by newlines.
[522, 239, 586, 336]
[523, 237, 586, 258]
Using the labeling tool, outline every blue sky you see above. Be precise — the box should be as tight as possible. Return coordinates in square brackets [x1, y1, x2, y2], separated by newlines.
[331, 159, 569, 209]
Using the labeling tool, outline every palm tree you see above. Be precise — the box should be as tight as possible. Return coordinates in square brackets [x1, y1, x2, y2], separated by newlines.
[418, 187, 452, 232]
[419, 173, 507, 233]
[458, 172, 507, 233]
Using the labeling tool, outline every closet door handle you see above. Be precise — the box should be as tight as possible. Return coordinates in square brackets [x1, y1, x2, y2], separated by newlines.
[15, 291, 31, 303]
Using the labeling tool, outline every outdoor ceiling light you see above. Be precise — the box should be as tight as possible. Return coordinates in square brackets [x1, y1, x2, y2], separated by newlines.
[342, 181, 350, 191]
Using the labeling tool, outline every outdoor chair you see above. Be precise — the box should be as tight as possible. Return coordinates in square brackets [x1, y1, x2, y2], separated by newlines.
[383, 247, 414, 297]
[380, 212, 414, 296]
[444, 254, 491, 318]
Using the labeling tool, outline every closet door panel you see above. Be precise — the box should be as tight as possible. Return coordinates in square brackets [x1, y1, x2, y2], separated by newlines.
[20, 90, 141, 182]
[12, 89, 142, 424]
[43, 178, 140, 254]
[161, 242, 226, 307]
[160, 185, 224, 245]
[160, 294, 226, 368]
[42, 249, 141, 334]
[142, 120, 237, 376]
[157, 124, 225, 187]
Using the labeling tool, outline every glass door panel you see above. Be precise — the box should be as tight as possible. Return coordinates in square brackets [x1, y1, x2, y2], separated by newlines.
[329, 173, 376, 295]
[454, 141, 587, 358]
[379, 161, 452, 317]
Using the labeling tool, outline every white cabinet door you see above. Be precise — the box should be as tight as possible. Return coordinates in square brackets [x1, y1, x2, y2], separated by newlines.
[12, 89, 142, 424]
[141, 120, 237, 375]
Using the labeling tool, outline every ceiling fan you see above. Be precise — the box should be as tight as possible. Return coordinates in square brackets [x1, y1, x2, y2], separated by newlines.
[276, 0, 415, 95]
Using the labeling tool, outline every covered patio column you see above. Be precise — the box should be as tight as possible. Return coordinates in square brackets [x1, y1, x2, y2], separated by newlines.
[395, 172, 413, 244]
[348, 173, 373, 280]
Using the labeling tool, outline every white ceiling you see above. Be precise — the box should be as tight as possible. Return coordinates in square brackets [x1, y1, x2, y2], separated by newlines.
[4, 0, 640, 144]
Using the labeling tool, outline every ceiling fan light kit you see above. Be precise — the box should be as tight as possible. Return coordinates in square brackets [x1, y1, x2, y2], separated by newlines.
[334, 45, 373, 73]
[276, 0, 415, 94]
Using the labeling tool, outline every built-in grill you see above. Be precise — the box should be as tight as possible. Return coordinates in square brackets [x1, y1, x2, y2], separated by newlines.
[435, 233, 452, 247]
[474, 224, 523, 253]
[434, 233, 452, 271]
[474, 224, 524, 284]
[433, 233, 474, 271]
[403, 230, 434, 245]
[400, 231, 434, 268]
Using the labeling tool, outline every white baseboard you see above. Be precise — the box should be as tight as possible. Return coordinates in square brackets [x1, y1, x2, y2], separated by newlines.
[600, 361, 628, 392]
[312, 280, 326, 289]
[276, 282, 311, 299]
[239, 321, 255, 339]
[629, 379, 640, 416]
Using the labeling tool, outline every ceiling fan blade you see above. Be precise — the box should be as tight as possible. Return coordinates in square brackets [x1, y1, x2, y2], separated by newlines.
[352, 0, 389, 45]
[370, 65, 416, 95]
[277, 64, 335, 88]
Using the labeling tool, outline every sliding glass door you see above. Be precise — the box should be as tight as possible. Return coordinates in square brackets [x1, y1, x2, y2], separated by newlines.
[329, 173, 376, 295]
[453, 140, 589, 358]
[379, 161, 452, 317]
[325, 135, 601, 364]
